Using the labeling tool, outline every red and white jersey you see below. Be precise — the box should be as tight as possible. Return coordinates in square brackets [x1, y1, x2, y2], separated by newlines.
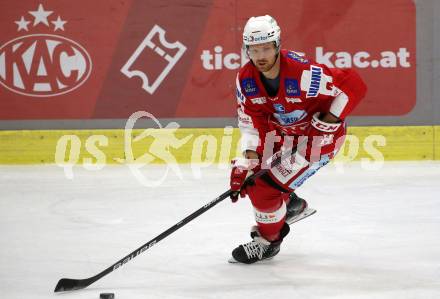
[236, 49, 367, 155]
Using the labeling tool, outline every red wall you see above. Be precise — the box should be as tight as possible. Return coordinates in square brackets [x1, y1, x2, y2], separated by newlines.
[0, 0, 416, 120]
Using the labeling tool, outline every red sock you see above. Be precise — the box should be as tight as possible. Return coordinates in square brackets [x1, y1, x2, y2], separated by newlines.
[247, 177, 288, 241]
[254, 201, 286, 241]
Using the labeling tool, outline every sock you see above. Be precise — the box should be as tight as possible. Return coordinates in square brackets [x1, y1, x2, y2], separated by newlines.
[254, 200, 286, 241]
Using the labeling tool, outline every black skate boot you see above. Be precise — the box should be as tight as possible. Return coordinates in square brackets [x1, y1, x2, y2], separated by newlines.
[229, 223, 290, 264]
[285, 192, 314, 225]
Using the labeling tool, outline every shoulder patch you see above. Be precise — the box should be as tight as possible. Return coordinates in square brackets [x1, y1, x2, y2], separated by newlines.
[287, 51, 309, 64]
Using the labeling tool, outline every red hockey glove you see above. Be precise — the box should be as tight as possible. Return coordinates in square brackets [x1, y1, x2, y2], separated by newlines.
[229, 157, 260, 202]
[303, 112, 346, 163]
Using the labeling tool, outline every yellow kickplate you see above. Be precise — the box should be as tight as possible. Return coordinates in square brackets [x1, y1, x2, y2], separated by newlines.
[0, 126, 437, 164]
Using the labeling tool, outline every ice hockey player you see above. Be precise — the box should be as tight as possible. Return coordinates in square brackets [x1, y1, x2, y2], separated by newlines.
[229, 15, 367, 264]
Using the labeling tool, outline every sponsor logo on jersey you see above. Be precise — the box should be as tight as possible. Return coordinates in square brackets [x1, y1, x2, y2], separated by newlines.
[241, 78, 258, 96]
[287, 51, 309, 64]
[274, 109, 307, 126]
[251, 97, 266, 104]
[285, 78, 300, 96]
[0, 4, 92, 97]
[273, 103, 285, 113]
[236, 87, 246, 103]
[306, 66, 322, 98]
[237, 107, 253, 126]
[286, 97, 302, 103]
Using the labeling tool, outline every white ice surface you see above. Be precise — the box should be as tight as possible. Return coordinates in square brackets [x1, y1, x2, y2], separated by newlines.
[1, 162, 439, 299]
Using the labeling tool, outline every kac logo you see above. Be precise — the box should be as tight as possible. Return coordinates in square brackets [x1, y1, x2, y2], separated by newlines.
[0, 4, 92, 97]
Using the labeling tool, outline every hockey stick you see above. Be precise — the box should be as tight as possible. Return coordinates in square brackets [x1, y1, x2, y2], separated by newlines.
[54, 149, 291, 292]
[54, 188, 234, 292]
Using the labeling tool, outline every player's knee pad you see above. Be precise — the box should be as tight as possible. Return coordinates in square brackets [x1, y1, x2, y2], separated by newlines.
[247, 176, 288, 212]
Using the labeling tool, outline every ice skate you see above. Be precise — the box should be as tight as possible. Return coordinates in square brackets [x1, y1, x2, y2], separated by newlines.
[285, 192, 316, 225]
[229, 223, 290, 264]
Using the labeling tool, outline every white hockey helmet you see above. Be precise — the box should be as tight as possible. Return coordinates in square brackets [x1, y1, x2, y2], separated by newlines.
[243, 15, 281, 48]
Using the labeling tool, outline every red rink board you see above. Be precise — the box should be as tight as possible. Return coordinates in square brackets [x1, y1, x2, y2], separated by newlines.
[0, 0, 416, 120]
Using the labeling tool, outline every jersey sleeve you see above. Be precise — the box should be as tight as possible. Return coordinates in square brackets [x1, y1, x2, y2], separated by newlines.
[300, 62, 367, 120]
[235, 74, 269, 156]
[328, 67, 367, 119]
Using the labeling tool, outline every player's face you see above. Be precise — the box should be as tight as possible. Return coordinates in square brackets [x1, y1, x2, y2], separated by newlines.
[247, 42, 277, 72]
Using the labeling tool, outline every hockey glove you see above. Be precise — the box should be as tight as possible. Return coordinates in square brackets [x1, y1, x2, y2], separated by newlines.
[303, 112, 346, 163]
[229, 157, 260, 202]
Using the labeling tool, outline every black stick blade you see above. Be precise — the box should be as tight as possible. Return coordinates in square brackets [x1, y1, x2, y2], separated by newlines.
[54, 278, 91, 292]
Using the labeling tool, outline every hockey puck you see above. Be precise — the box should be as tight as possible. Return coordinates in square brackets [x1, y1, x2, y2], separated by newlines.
[100, 293, 115, 299]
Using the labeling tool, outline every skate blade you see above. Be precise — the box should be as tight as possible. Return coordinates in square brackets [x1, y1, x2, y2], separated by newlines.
[228, 257, 240, 263]
[286, 207, 317, 225]
[228, 256, 275, 264]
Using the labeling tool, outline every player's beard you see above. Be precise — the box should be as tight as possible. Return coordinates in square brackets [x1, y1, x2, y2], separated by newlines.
[255, 57, 276, 73]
